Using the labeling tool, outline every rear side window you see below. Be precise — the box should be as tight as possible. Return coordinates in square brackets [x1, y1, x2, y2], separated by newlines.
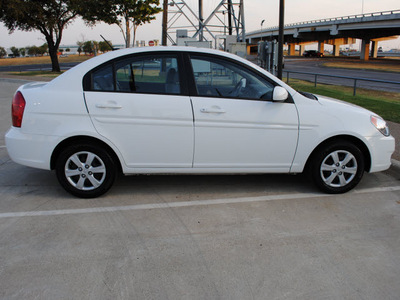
[92, 64, 114, 91]
[85, 55, 181, 95]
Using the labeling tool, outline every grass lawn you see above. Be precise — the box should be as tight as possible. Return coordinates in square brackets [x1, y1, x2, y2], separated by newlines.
[286, 78, 400, 123]
[322, 61, 400, 73]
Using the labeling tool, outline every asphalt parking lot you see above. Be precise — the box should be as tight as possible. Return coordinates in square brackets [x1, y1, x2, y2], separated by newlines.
[1, 80, 400, 299]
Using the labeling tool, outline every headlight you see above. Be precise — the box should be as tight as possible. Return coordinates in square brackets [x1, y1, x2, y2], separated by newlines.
[371, 115, 390, 136]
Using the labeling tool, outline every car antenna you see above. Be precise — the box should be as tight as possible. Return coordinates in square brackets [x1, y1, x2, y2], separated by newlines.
[100, 35, 118, 51]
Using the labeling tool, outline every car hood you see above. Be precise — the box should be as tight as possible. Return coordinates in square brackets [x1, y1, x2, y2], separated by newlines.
[314, 93, 376, 116]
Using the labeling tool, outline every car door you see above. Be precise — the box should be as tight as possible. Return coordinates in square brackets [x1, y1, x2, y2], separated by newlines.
[84, 53, 194, 169]
[189, 54, 299, 172]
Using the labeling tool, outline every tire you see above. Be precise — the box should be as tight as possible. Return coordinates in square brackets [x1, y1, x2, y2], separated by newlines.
[310, 140, 365, 194]
[56, 144, 116, 198]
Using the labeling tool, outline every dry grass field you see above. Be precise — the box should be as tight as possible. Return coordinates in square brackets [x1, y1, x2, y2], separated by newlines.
[0, 54, 91, 66]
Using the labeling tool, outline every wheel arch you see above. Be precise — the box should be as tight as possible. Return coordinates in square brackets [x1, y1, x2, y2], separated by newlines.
[305, 135, 372, 173]
[50, 136, 123, 173]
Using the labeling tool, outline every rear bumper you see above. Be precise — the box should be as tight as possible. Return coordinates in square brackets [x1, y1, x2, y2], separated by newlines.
[5, 127, 58, 170]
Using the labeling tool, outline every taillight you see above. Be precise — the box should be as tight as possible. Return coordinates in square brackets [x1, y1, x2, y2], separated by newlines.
[12, 91, 26, 128]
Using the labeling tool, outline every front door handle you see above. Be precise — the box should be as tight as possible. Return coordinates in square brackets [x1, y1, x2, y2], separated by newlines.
[95, 101, 122, 109]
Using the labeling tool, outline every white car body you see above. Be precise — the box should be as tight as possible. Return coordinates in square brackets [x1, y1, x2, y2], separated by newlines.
[5, 47, 395, 197]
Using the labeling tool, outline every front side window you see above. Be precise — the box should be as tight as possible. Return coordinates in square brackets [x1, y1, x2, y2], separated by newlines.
[190, 55, 275, 100]
[88, 55, 181, 95]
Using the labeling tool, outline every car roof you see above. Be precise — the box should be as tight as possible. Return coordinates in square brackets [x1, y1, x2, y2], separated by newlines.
[44, 46, 297, 95]
[46, 47, 241, 88]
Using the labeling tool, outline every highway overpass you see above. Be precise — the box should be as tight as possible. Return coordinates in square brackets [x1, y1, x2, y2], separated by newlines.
[245, 10, 400, 60]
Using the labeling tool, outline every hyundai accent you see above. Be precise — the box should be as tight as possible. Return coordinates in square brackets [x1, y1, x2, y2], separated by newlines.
[5, 47, 395, 198]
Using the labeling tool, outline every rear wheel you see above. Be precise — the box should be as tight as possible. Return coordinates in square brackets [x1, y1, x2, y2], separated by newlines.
[56, 144, 116, 198]
[310, 140, 365, 193]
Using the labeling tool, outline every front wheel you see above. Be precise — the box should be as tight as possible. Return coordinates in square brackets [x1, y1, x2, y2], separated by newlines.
[56, 144, 116, 198]
[310, 140, 365, 194]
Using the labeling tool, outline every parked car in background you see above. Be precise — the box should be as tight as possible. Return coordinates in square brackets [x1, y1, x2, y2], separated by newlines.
[303, 50, 324, 57]
[6, 47, 395, 198]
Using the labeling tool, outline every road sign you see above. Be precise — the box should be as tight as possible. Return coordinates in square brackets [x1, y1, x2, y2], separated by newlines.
[149, 40, 155, 47]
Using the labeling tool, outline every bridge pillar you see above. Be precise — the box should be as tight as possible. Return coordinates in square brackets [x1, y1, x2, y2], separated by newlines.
[361, 39, 370, 61]
[318, 41, 325, 54]
[333, 45, 340, 56]
[371, 41, 378, 58]
[299, 44, 305, 56]
[288, 44, 296, 56]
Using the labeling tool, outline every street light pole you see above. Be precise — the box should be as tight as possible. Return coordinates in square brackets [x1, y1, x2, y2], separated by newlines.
[260, 20, 265, 41]
[277, 0, 285, 79]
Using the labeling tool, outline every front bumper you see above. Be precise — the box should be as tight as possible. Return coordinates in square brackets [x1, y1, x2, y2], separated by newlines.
[368, 134, 395, 173]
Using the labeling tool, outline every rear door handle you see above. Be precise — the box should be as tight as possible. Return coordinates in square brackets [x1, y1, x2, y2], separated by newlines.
[200, 106, 226, 114]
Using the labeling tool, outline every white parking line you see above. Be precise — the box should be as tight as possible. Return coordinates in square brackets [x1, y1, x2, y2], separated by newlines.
[0, 185, 399, 219]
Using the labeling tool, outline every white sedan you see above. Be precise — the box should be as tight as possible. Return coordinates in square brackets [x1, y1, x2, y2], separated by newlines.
[5, 47, 395, 198]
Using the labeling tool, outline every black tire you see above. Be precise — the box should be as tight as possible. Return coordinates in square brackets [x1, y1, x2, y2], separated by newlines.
[310, 140, 365, 194]
[56, 144, 116, 198]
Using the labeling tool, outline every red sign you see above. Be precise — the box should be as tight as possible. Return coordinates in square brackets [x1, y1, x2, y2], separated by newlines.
[148, 40, 155, 47]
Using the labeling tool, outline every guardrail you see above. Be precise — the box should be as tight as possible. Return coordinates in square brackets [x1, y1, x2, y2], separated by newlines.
[284, 70, 400, 96]
[247, 9, 400, 35]
[266, 9, 400, 31]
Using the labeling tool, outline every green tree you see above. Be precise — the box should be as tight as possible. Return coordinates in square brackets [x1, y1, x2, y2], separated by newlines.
[19, 48, 26, 57]
[80, 0, 162, 48]
[0, 46, 6, 58]
[0, 0, 80, 71]
[39, 43, 48, 56]
[99, 40, 113, 52]
[82, 41, 94, 55]
[10, 46, 19, 57]
[27, 46, 39, 56]
[76, 40, 84, 56]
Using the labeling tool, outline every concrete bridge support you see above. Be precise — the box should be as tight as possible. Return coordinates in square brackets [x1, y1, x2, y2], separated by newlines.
[333, 45, 340, 56]
[288, 44, 296, 56]
[325, 38, 356, 57]
[287, 42, 315, 56]
[361, 39, 371, 61]
[299, 44, 305, 56]
[371, 41, 379, 58]
[318, 41, 325, 54]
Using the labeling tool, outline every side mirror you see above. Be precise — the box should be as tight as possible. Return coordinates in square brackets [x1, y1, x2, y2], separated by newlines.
[272, 86, 289, 102]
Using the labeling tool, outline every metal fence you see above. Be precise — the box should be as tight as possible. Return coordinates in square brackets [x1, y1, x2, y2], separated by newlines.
[284, 70, 400, 96]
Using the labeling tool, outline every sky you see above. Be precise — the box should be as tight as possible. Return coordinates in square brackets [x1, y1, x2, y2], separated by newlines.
[0, 0, 399, 50]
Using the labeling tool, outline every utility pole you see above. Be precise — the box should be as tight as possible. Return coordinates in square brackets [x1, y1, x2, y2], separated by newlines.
[162, 0, 168, 46]
[277, 0, 284, 79]
[199, 0, 203, 41]
[227, 0, 233, 35]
